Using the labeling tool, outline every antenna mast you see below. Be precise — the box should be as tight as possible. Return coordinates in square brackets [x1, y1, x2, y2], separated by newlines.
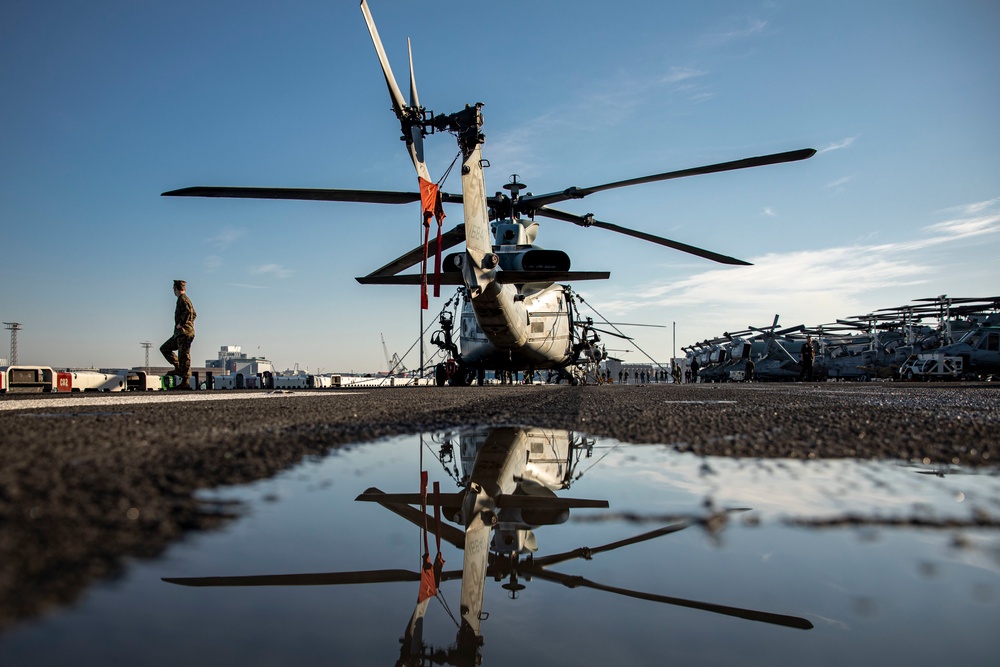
[140, 341, 153, 374]
[4, 322, 22, 365]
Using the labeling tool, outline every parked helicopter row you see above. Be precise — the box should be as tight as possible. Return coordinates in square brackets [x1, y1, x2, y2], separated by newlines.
[684, 295, 1000, 383]
[162, 0, 816, 387]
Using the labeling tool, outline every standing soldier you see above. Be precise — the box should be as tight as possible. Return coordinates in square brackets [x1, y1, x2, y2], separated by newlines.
[161, 279, 196, 389]
[799, 336, 814, 382]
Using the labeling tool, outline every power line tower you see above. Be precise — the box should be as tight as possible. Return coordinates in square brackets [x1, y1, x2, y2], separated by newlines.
[4, 322, 22, 365]
[140, 341, 153, 374]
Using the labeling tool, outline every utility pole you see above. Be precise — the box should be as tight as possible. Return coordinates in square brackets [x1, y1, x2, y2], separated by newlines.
[4, 322, 22, 365]
[672, 321, 676, 383]
[140, 341, 153, 374]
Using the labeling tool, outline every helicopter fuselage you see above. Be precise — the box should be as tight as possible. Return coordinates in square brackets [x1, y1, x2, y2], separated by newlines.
[459, 280, 576, 371]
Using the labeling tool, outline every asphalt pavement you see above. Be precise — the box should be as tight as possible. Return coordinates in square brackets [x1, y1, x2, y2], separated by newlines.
[1, 382, 997, 630]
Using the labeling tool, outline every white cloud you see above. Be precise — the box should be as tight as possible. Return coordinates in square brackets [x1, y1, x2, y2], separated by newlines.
[658, 66, 707, 86]
[761, 207, 776, 217]
[819, 137, 856, 153]
[205, 227, 245, 250]
[251, 263, 293, 279]
[599, 198, 1000, 339]
[203, 255, 224, 272]
[706, 18, 769, 45]
[228, 283, 267, 289]
[824, 175, 854, 190]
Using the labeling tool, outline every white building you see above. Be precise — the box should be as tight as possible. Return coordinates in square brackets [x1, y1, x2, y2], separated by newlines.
[205, 345, 274, 377]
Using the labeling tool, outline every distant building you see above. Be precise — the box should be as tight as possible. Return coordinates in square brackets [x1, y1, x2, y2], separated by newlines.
[205, 345, 274, 377]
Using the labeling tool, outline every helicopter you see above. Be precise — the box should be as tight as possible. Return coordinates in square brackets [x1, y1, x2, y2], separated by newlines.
[164, 427, 813, 666]
[162, 0, 816, 386]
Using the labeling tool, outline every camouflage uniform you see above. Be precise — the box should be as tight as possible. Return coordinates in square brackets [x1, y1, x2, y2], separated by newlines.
[160, 285, 196, 381]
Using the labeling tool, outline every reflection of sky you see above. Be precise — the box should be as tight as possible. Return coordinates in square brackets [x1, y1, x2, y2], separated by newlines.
[0, 433, 997, 666]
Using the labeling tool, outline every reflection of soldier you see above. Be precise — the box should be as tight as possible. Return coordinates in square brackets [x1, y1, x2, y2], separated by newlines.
[160, 279, 196, 389]
[800, 336, 814, 381]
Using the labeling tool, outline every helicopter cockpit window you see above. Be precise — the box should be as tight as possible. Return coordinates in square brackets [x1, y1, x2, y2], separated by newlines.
[983, 332, 999, 351]
[960, 330, 981, 347]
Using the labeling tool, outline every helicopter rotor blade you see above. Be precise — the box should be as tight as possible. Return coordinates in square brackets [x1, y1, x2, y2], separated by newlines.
[162, 186, 423, 204]
[162, 186, 463, 206]
[360, 0, 407, 120]
[529, 568, 813, 630]
[519, 148, 816, 211]
[162, 568, 421, 587]
[364, 225, 467, 279]
[356, 487, 467, 549]
[587, 326, 633, 341]
[530, 521, 691, 568]
[535, 207, 752, 266]
[407, 38, 420, 110]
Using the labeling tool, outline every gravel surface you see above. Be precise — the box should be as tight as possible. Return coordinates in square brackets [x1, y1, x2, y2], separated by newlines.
[1, 382, 997, 630]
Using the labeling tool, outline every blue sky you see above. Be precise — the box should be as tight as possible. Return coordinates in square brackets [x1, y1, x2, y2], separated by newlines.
[2, 0, 998, 373]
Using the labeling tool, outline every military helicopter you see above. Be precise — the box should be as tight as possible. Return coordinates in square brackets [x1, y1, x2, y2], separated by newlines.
[895, 296, 1000, 379]
[162, 0, 816, 386]
[164, 427, 813, 665]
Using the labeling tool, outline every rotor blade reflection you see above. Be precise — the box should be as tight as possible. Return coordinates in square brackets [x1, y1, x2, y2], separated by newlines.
[530, 569, 814, 630]
[162, 569, 421, 587]
[531, 522, 691, 568]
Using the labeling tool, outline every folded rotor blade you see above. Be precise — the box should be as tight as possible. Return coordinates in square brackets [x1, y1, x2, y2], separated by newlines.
[519, 148, 816, 210]
[495, 270, 610, 283]
[365, 225, 467, 278]
[535, 207, 751, 266]
[356, 489, 465, 507]
[162, 569, 420, 587]
[356, 273, 465, 286]
[529, 568, 813, 630]
[354, 487, 466, 549]
[357, 270, 612, 286]
[496, 496, 609, 510]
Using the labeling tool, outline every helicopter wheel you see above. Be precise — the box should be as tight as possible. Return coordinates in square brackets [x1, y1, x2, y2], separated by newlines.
[435, 363, 447, 387]
[449, 365, 471, 387]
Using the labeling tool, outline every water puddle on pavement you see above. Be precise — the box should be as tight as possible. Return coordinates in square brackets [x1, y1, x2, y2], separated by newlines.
[1, 427, 998, 666]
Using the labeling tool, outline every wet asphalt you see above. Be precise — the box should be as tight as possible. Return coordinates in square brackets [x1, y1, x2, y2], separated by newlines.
[0, 382, 997, 630]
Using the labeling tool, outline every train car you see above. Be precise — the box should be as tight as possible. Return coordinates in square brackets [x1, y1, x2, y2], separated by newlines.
[0, 366, 55, 393]
[307, 374, 334, 389]
[60, 370, 127, 392]
[273, 375, 308, 389]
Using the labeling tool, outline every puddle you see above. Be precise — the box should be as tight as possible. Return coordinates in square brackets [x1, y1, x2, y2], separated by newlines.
[0, 427, 997, 666]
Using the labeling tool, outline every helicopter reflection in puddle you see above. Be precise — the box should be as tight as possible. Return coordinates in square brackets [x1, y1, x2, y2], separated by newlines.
[164, 427, 811, 666]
